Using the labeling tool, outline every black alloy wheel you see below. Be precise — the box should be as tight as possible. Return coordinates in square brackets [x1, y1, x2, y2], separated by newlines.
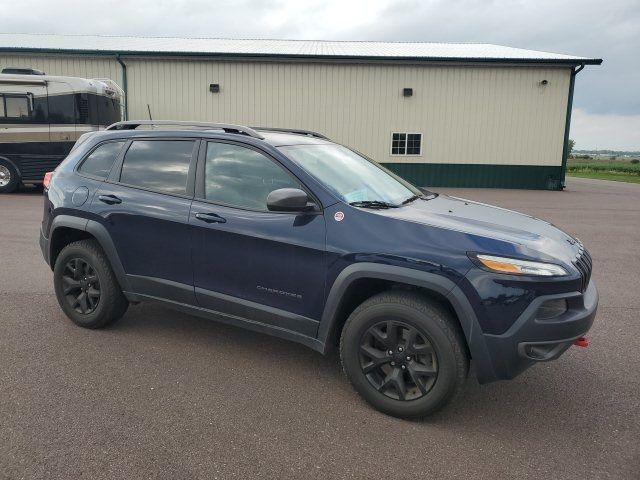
[359, 320, 438, 401]
[61, 258, 101, 314]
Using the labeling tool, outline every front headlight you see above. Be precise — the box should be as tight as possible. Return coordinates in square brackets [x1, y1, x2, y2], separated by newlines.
[472, 253, 568, 277]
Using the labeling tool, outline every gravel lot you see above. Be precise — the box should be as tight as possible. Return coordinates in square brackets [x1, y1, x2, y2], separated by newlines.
[1, 177, 638, 479]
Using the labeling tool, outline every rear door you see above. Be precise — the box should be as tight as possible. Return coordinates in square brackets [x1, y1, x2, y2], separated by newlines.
[90, 137, 199, 304]
[189, 140, 327, 336]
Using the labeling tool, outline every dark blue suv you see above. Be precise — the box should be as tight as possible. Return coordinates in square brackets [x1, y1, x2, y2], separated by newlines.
[40, 121, 598, 417]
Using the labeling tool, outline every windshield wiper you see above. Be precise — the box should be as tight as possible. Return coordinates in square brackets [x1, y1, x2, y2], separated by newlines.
[349, 200, 399, 209]
[401, 194, 422, 205]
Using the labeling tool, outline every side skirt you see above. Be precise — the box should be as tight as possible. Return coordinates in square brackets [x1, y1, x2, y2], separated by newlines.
[124, 291, 326, 353]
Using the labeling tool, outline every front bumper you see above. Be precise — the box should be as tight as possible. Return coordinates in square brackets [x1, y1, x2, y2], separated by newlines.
[480, 280, 598, 381]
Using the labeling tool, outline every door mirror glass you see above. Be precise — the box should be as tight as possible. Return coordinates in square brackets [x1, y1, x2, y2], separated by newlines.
[267, 188, 313, 212]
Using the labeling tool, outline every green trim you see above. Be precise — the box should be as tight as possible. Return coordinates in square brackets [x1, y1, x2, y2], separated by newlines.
[0, 47, 603, 66]
[382, 163, 564, 190]
[115, 54, 128, 120]
[560, 64, 584, 187]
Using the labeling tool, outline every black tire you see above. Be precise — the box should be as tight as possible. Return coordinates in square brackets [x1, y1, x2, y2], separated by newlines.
[340, 291, 468, 418]
[53, 239, 129, 329]
[0, 159, 19, 194]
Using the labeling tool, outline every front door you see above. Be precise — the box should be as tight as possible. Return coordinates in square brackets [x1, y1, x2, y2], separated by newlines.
[190, 141, 326, 337]
[91, 137, 198, 304]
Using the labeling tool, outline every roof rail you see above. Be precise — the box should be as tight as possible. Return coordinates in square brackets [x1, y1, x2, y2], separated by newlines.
[105, 120, 264, 139]
[253, 127, 329, 140]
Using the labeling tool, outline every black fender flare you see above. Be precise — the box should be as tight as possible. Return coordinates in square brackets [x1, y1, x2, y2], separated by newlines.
[316, 263, 497, 383]
[48, 215, 133, 294]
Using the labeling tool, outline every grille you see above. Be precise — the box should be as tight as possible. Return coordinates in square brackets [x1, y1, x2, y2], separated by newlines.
[77, 97, 89, 123]
[17, 157, 65, 181]
[573, 241, 593, 292]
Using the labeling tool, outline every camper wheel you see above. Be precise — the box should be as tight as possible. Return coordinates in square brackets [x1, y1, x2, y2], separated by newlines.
[0, 159, 19, 194]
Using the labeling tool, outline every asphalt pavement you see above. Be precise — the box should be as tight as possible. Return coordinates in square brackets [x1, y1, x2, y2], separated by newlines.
[0, 177, 638, 479]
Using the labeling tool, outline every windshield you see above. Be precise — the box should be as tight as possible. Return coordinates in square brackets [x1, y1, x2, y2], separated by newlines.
[279, 144, 422, 206]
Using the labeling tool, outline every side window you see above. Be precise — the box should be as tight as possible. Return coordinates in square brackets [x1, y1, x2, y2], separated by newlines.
[1, 95, 31, 119]
[78, 141, 125, 179]
[120, 140, 195, 195]
[205, 142, 302, 210]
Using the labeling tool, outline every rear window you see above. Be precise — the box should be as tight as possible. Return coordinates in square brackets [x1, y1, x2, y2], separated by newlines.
[119, 140, 195, 195]
[78, 141, 124, 179]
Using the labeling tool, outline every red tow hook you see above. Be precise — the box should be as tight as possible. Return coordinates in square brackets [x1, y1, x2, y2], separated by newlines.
[574, 337, 589, 348]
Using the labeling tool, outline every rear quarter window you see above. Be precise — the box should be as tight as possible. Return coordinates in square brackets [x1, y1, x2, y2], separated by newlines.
[78, 141, 125, 179]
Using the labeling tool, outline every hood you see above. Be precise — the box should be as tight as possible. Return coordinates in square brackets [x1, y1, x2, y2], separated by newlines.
[373, 194, 581, 264]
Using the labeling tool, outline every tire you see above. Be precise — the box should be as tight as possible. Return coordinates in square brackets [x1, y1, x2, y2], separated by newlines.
[0, 159, 19, 194]
[340, 291, 469, 418]
[53, 239, 129, 329]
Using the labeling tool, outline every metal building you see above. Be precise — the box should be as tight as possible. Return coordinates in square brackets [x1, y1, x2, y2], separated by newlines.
[0, 34, 601, 189]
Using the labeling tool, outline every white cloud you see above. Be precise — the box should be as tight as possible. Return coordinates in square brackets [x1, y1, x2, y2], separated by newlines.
[570, 108, 640, 151]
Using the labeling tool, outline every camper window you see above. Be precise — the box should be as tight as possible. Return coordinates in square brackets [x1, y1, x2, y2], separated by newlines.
[1, 95, 31, 119]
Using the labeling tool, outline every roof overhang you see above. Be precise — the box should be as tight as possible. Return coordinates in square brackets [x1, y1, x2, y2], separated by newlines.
[0, 47, 603, 67]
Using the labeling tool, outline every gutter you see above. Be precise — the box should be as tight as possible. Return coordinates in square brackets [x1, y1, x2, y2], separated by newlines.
[115, 54, 128, 120]
[560, 63, 586, 189]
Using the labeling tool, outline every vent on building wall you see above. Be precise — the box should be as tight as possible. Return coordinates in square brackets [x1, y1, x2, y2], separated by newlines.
[403, 88, 413, 97]
[209, 83, 220, 93]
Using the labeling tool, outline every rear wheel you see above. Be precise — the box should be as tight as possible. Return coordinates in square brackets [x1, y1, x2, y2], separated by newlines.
[0, 159, 19, 193]
[53, 239, 129, 328]
[340, 291, 468, 418]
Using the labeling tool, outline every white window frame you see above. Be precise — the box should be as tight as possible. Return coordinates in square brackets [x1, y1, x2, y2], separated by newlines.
[390, 132, 423, 156]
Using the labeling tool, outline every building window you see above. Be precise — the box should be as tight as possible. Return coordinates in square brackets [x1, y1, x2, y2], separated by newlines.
[391, 132, 422, 156]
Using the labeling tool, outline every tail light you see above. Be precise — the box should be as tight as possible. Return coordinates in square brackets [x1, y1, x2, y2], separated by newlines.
[43, 171, 54, 189]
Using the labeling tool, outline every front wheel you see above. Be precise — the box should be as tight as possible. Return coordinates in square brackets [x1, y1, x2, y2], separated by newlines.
[340, 291, 469, 418]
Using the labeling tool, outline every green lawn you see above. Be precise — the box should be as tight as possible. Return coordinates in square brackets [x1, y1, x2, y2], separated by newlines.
[567, 171, 640, 184]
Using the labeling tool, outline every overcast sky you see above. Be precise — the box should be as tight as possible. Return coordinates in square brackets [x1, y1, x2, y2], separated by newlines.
[4, 0, 639, 150]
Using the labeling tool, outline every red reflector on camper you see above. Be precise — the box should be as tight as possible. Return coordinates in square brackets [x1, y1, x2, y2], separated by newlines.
[43, 171, 53, 188]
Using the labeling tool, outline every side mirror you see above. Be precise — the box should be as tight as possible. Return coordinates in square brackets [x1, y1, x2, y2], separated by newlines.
[267, 188, 314, 212]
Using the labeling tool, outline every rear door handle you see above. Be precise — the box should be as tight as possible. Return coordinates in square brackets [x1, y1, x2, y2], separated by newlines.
[98, 194, 122, 205]
[195, 212, 226, 224]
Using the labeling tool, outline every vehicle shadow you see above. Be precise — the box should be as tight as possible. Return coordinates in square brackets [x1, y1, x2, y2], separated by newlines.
[108, 301, 616, 434]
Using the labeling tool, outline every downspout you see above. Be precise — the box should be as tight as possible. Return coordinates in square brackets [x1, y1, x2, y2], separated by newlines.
[115, 54, 128, 120]
[560, 63, 585, 189]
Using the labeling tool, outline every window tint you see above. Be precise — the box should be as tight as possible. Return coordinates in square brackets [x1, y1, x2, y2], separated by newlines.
[47, 95, 75, 123]
[78, 141, 125, 179]
[120, 140, 195, 195]
[205, 142, 301, 210]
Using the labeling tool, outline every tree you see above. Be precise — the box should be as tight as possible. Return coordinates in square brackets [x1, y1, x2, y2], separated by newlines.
[568, 139, 575, 154]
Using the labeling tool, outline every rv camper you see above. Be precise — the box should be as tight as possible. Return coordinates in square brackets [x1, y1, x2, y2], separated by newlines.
[0, 68, 123, 193]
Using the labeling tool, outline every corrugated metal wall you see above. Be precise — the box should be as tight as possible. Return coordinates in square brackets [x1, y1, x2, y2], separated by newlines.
[0, 53, 571, 170]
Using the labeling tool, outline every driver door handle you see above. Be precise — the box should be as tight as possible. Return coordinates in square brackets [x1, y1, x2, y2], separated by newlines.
[195, 212, 227, 224]
[98, 194, 122, 205]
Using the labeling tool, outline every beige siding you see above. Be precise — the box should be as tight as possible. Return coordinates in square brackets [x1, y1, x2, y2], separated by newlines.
[0, 54, 121, 86]
[0, 54, 570, 167]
